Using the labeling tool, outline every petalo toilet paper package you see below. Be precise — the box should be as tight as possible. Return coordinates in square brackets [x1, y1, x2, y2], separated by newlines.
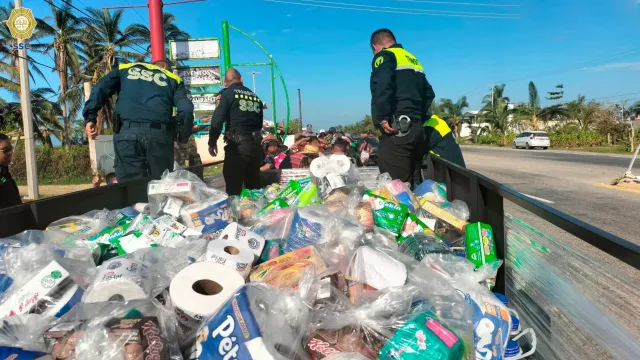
[190, 284, 309, 360]
[217, 222, 266, 258]
[170, 262, 245, 340]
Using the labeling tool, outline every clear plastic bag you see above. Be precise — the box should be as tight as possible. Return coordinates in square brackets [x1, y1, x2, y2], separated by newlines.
[187, 283, 310, 360]
[311, 285, 467, 360]
[0, 231, 97, 319]
[398, 232, 451, 261]
[505, 214, 640, 360]
[230, 195, 266, 226]
[310, 154, 362, 200]
[54, 299, 182, 360]
[285, 205, 336, 253]
[0, 314, 53, 353]
[46, 209, 114, 238]
[251, 207, 297, 242]
[82, 248, 190, 303]
[374, 174, 419, 212]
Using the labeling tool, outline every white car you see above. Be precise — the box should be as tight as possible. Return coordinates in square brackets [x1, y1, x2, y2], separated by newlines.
[513, 131, 550, 150]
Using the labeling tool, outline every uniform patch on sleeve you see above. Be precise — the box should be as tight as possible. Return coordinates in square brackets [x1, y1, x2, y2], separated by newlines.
[374, 56, 384, 68]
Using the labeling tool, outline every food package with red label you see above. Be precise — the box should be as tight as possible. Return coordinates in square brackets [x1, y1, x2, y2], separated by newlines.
[249, 246, 327, 289]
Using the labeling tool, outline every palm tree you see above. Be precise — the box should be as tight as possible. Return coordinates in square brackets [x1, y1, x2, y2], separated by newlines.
[81, 8, 146, 132]
[0, 88, 63, 146]
[483, 83, 509, 108]
[126, 12, 190, 59]
[629, 100, 640, 119]
[440, 96, 469, 138]
[566, 95, 599, 134]
[483, 99, 516, 146]
[37, 0, 84, 147]
[0, 2, 50, 92]
[516, 81, 543, 130]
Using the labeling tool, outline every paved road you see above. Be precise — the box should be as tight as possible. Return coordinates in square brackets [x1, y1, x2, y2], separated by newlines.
[462, 145, 640, 358]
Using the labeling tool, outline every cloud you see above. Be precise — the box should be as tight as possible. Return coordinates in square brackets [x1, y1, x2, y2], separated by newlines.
[282, 29, 293, 33]
[287, 13, 293, 17]
[583, 62, 640, 71]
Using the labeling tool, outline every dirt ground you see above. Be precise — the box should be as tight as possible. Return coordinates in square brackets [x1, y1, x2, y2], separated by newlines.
[18, 184, 94, 199]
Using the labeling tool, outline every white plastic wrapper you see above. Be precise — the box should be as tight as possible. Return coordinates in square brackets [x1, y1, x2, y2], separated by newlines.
[505, 214, 640, 360]
[54, 299, 183, 360]
[310, 154, 362, 199]
[83, 248, 191, 303]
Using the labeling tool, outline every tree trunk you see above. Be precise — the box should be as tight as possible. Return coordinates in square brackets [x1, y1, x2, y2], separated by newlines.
[607, 133, 611, 145]
[59, 49, 70, 149]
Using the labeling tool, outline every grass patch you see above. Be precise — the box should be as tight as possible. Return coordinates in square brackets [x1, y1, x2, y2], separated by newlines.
[203, 164, 223, 177]
[15, 176, 93, 186]
[558, 145, 630, 155]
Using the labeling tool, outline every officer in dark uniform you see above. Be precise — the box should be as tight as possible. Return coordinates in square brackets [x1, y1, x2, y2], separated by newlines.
[424, 114, 466, 167]
[208, 68, 264, 196]
[0, 133, 21, 209]
[370, 28, 435, 188]
[83, 60, 194, 181]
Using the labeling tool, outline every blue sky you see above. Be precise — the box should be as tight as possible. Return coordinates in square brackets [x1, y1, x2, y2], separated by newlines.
[7, 0, 640, 130]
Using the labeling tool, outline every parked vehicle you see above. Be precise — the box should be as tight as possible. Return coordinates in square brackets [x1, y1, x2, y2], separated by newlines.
[513, 131, 551, 149]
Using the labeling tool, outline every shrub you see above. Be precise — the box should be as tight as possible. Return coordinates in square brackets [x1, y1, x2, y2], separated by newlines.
[10, 141, 92, 181]
[549, 131, 605, 148]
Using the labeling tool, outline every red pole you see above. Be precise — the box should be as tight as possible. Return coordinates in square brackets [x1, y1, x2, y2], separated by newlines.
[148, 0, 166, 62]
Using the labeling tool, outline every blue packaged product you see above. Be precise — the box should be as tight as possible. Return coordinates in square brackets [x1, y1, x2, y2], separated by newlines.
[192, 287, 273, 360]
[285, 206, 328, 253]
[467, 293, 512, 360]
[0, 348, 48, 359]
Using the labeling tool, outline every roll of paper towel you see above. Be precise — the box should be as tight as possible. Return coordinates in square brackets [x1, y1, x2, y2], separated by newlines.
[347, 246, 407, 290]
[217, 222, 266, 258]
[170, 262, 245, 338]
[327, 154, 351, 175]
[82, 258, 149, 303]
[310, 156, 330, 178]
[205, 241, 255, 279]
[285, 206, 331, 252]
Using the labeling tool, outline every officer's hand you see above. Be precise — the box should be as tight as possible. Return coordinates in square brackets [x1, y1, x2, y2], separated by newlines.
[381, 120, 397, 135]
[208, 146, 218, 157]
[85, 122, 98, 140]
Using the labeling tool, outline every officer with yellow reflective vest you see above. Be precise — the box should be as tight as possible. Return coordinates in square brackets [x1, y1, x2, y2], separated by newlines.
[83, 61, 194, 181]
[370, 29, 435, 188]
[424, 114, 466, 167]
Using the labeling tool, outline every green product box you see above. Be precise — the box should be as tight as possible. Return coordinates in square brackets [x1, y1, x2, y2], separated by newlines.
[465, 222, 497, 268]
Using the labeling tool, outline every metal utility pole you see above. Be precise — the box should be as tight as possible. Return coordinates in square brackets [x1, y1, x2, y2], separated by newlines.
[104, 0, 206, 62]
[246, 71, 261, 93]
[297, 88, 302, 130]
[148, 0, 165, 62]
[15, 0, 38, 200]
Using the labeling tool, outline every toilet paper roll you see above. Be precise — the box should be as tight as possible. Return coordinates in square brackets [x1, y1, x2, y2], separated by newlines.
[170, 262, 244, 338]
[285, 206, 330, 253]
[82, 258, 149, 303]
[347, 246, 407, 290]
[205, 241, 255, 279]
[310, 156, 330, 178]
[133, 203, 150, 214]
[217, 222, 266, 258]
[326, 154, 351, 175]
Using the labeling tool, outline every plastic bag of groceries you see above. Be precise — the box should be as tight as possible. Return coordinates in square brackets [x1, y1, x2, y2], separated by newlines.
[421, 253, 510, 360]
[147, 168, 229, 227]
[309, 154, 362, 201]
[187, 283, 310, 360]
[46, 209, 115, 238]
[0, 231, 96, 319]
[374, 173, 419, 212]
[52, 299, 182, 360]
[310, 284, 467, 360]
[0, 315, 54, 357]
[82, 248, 190, 304]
